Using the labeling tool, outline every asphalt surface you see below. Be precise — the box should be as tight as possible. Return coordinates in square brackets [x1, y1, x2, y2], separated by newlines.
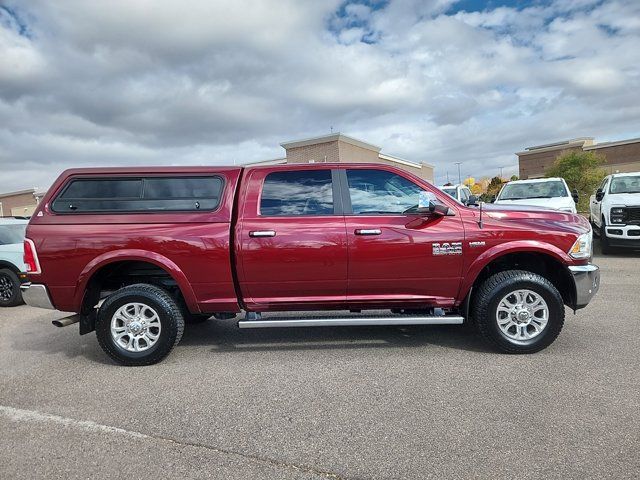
[1, 239, 639, 479]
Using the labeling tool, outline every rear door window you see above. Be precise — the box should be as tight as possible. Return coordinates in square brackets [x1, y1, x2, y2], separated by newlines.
[52, 177, 223, 213]
[260, 170, 334, 216]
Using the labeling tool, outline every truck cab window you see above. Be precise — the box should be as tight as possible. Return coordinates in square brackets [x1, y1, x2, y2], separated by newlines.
[260, 170, 334, 216]
[346, 169, 423, 214]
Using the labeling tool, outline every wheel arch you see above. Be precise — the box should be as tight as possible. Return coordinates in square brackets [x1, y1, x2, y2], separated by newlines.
[0, 260, 21, 274]
[460, 242, 576, 310]
[75, 250, 199, 320]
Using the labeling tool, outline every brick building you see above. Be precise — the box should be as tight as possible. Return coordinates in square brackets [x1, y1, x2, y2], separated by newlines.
[0, 188, 44, 217]
[517, 136, 640, 179]
[249, 133, 435, 182]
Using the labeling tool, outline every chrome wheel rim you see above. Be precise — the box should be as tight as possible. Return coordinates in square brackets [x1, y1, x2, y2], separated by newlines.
[0, 274, 13, 301]
[110, 302, 161, 352]
[496, 289, 549, 342]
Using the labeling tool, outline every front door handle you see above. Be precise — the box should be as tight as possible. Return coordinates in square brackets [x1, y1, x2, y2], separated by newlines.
[355, 229, 382, 236]
[249, 230, 276, 238]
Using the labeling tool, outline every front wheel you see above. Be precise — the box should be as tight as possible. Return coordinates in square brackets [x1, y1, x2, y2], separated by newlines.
[96, 284, 185, 366]
[600, 219, 611, 254]
[472, 270, 565, 354]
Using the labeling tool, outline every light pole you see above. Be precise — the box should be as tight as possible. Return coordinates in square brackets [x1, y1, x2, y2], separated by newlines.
[455, 162, 462, 185]
[499, 166, 504, 179]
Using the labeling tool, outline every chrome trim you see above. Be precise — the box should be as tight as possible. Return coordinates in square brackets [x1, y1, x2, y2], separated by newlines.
[238, 315, 464, 328]
[20, 283, 55, 310]
[355, 229, 382, 236]
[249, 230, 276, 238]
[568, 264, 600, 309]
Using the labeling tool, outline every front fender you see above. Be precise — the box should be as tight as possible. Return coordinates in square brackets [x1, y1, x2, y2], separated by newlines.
[458, 240, 573, 301]
[73, 249, 199, 313]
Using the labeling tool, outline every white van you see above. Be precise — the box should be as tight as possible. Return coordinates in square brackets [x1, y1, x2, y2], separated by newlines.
[494, 178, 578, 213]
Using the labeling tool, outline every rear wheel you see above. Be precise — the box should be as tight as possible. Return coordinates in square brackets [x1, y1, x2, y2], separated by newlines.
[472, 270, 565, 354]
[96, 284, 184, 366]
[0, 268, 23, 307]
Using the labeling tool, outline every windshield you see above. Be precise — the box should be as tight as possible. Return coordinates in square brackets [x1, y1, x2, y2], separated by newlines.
[609, 175, 640, 194]
[498, 180, 568, 200]
[441, 187, 456, 198]
[0, 224, 27, 245]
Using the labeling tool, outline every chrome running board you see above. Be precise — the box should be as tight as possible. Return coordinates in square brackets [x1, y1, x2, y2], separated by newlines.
[238, 314, 464, 329]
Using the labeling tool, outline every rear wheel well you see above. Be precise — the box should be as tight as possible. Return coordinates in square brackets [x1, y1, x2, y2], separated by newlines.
[80, 261, 189, 334]
[469, 252, 575, 310]
[0, 261, 20, 274]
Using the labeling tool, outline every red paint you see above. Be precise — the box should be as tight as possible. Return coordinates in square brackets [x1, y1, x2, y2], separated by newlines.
[26, 163, 592, 314]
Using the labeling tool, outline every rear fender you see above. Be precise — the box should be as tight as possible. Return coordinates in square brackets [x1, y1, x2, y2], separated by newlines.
[74, 249, 199, 313]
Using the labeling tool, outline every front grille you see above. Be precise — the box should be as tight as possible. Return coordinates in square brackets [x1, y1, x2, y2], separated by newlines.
[627, 207, 640, 225]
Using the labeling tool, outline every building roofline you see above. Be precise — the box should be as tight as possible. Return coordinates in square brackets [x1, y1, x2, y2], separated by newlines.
[280, 132, 381, 152]
[378, 152, 431, 169]
[584, 137, 640, 150]
[516, 138, 593, 156]
[0, 188, 36, 199]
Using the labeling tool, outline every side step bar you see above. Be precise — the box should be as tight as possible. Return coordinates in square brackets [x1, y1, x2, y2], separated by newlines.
[238, 315, 464, 329]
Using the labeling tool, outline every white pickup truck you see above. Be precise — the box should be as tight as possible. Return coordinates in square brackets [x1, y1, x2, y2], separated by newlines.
[494, 178, 578, 213]
[589, 172, 640, 253]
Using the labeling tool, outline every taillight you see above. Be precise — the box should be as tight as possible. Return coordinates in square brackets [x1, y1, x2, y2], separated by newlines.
[24, 239, 41, 274]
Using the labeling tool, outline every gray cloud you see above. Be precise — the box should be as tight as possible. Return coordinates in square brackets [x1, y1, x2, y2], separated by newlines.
[1, 0, 639, 192]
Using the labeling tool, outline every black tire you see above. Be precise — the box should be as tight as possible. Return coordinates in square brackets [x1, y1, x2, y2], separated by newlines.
[472, 270, 565, 354]
[95, 283, 184, 366]
[0, 268, 23, 307]
[600, 218, 611, 254]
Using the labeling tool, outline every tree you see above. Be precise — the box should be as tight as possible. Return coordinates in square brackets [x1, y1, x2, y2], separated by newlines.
[510, 175, 519, 181]
[480, 176, 505, 202]
[546, 150, 606, 212]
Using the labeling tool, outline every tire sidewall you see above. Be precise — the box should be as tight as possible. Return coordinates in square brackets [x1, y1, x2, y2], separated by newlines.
[96, 288, 180, 363]
[487, 279, 562, 349]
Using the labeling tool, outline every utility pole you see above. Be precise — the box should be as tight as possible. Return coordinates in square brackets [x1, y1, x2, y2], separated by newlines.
[499, 166, 504, 179]
[455, 162, 462, 185]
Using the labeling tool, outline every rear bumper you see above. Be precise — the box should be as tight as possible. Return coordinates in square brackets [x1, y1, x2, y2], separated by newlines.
[568, 264, 600, 310]
[20, 283, 55, 310]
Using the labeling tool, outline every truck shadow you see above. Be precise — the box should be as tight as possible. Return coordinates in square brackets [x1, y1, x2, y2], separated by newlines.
[179, 321, 494, 354]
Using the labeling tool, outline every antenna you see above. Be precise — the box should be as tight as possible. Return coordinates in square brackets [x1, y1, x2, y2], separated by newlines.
[478, 201, 484, 229]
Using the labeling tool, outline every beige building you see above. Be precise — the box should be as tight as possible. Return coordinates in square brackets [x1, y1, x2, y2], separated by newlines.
[517, 136, 640, 179]
[0, 188, 44, 217]
[249, 133, 435, 183]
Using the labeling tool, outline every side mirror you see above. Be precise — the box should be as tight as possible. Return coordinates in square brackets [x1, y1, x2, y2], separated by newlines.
[488, 195, 496, 203]
[595, 189, 604, 202]
[429, 200, 454, 217]
[571, 189, 579, 203]
[467, 195, 479, 206]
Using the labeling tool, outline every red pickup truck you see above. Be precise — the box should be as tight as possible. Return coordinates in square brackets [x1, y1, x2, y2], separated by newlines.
[21, 164, 599, 365]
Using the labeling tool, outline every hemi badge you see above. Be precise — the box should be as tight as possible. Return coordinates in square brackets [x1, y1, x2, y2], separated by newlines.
[469, 241, 485, 247]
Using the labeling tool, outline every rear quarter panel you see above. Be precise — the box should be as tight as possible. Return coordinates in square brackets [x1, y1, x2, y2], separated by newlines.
[26, 167, 242, 313]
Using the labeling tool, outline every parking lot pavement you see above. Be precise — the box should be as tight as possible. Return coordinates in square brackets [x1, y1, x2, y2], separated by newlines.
[1, 242, 639, 480]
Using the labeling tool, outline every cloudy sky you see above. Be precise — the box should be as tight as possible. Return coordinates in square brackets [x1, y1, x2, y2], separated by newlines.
[1, 0, 639, 192]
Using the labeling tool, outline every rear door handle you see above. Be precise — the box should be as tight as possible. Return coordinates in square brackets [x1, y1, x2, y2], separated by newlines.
[249, 230, 276, 238]
[355, 229, 382, 236]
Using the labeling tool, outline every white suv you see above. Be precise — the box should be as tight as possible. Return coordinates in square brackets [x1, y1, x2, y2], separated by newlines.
[494, 178, 578, 213]
[589, 172, 640, 254]
[0, 218, 28, 307]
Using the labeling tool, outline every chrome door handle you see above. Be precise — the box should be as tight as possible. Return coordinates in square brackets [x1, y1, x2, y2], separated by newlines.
[355, 229, 382, 236]
[249, 230, 276, 238]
